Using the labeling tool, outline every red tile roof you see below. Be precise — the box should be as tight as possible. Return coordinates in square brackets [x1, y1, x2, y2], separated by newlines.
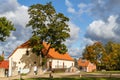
[18, 40, 31, 48]
[47, 48, 74, 61]
[9, 41, 74, 61]
[0, 60, 9, 69]
[42, 42, 74, 61]
[77, 59, 90, 67]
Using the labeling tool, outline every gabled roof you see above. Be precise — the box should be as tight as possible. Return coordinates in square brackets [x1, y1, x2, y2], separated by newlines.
[18, 40, 31, 48]
[9, 41, 74, 61]
[47, 48, 73, 61]
[0, 60, 9, 69]
[8, 41, 31, 58]
[42, 42, 74, 61]
[77, 59, 90, 67]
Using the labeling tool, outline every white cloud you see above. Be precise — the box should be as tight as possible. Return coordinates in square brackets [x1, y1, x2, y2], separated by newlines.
[68, 7, 75, 13]
[85, 15, 120, 43]
[65, 0, 72, 7]
[89, 0, 120, 21]
[0, 0, 31, 57]
[65, 22, 80, 46]
[65, 0, 75, 13]
[0, 0, 19, 13]
[83, 38, 95, 46]
[68, 48, 82, 58]
[64, 22, 81, 57]
[78, 3, 87, 9]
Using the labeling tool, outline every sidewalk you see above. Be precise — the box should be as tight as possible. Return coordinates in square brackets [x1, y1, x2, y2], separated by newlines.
[1, 72, 78, 80]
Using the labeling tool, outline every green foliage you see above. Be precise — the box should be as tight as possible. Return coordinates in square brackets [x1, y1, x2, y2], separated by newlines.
[0, 56, 4, 61]
[27, 2, 70, 56]
[82, 41, 120, 70]
[29, 35, 44, 56]
[0, 17, 16, 41]
[104, 41, 120, 70]
[83, 42, 106, 66]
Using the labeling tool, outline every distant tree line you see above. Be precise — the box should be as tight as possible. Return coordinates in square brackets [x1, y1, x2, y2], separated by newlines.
[82, 41, 120, 71]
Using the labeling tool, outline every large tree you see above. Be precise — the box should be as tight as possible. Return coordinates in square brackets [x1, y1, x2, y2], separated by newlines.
[0, 17, 16, 41]
[83, 42, 106, 70]
[105, 41, 120, 70]
[83, 41, 120, 71]
[26, 3, 70, 65]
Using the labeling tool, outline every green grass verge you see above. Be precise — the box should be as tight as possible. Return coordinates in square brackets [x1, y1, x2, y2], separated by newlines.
[90, 71, 120, 74]
[17, 77, 120, 80]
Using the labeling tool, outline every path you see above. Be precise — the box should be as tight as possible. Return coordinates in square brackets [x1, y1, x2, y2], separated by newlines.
[1, 72, 120, 80]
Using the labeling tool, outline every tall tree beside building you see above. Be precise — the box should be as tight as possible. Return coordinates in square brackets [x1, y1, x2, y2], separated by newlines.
[26, 3, 70, 65]
[0, 17, 16, 41]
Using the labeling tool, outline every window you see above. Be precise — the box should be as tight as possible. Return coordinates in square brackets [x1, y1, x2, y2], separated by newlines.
[63, 62, 64, 68]
[34, 61, 36, 64]
[26, 49, 29, 55]
[72, 63, 73, 66]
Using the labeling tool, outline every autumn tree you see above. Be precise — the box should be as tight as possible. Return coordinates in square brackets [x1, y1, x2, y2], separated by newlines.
[26, 3, 70, 66]
[0, 17, 16, 41]
[105, 41, 120, 70]
[83, 42, 106, 70]
[83, 41, 120, 71]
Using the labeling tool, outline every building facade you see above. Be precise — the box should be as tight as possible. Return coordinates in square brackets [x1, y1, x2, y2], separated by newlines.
[8, 41, 74, 76]
[0, 60, 9, 77]
[77, 59, 96, 72]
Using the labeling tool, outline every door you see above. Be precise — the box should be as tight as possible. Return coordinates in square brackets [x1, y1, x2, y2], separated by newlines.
[49, 61, 52, 70]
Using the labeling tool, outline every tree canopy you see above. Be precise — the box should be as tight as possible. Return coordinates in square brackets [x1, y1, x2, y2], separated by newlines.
[0, 56, 4, 61]
[82, 41, 120, 70]
[26, 2, 70, 56]
[0, 17, 16, 41]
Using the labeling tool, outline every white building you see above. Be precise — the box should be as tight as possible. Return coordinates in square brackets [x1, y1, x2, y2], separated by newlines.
[8, 41, 74, 76]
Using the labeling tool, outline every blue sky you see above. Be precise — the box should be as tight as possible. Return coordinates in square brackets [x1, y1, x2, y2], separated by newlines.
[0, 0, 120, 58]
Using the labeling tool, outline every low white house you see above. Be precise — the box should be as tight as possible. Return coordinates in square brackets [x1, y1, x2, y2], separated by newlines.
[8, 41, 74, 76]
[45, 48, 74, 70]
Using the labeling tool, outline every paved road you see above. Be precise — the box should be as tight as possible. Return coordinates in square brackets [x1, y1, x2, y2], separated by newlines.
[1, 72, 120, 80]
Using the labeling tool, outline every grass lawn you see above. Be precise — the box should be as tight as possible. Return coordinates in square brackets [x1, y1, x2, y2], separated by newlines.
[17, 77, 120, 80]
[96, 71, 120, 74]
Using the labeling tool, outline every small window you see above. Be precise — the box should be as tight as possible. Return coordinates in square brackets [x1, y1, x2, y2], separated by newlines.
[26, 50, 29, 55]
[34, 61, 36, 64]
[72, 63, 73, 66]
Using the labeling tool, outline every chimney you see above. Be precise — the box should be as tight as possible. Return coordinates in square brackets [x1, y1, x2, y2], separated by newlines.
[1, 51, 4, 58]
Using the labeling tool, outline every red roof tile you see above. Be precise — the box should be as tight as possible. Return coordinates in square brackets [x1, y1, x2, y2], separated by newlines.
[0, 60, 9, 69]
[77, 59, 90, 67]
[18, 40, 31, 48]
[42, 42, 74, 61]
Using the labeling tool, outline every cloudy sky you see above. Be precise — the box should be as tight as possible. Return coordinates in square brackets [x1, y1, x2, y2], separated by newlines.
[0, 0, 120, 58]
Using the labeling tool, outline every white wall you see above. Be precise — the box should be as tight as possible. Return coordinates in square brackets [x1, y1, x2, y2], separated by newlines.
[9, 48, 74, 76]
[48, 59, 74, 69]
[0, 68, 5, 77]
[9, 48, 29, 76]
